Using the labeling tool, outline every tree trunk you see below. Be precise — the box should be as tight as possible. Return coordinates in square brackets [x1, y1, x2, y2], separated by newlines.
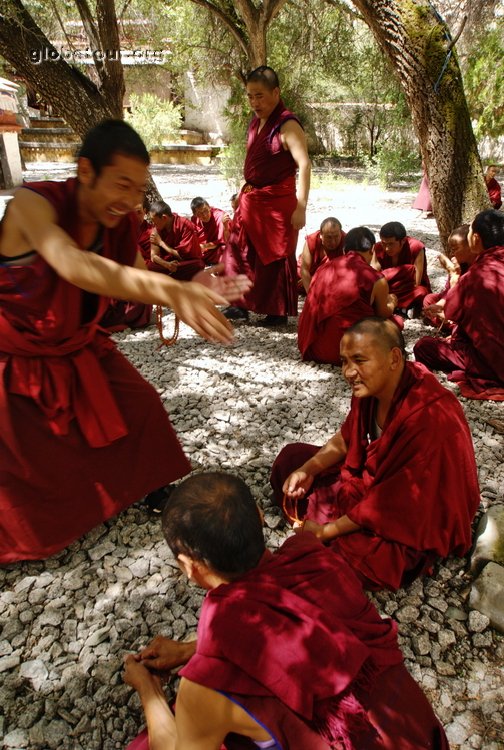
[351, 0, 490, 247]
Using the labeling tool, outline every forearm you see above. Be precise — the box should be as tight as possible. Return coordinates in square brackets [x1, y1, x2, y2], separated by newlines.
[297, 161, 311, 208]
[300, 267, 311, 293]
[321, 514, 360, 541]
[299, 432, 347, 476]
[138, 680, 177, 750]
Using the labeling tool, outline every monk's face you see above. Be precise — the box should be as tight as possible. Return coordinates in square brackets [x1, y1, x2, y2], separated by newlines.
[78, 154, 148, 228]
[320, 224, 342, 252]
[149, 212, 169, 232]
[380, 235, 405, 258]
[448, 237, 472, 267]
[246, 81, 280, 121]
[340, 333, 399, 400]
[194, 204, 212, 223]
[485, 166, 497, 181]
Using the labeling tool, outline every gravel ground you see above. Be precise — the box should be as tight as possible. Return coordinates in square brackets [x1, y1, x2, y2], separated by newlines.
[0, 165, 503, 750]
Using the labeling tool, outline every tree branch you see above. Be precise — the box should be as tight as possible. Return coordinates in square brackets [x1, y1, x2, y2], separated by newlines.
[187, 0, 250, 58]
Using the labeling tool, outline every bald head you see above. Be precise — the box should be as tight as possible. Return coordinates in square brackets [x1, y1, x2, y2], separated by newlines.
[345, 317, 406, 358]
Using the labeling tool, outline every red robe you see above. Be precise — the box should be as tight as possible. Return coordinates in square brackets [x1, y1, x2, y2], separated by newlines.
[297, 230, 346, 291]
[412, 173, 432, 212]
[191, 207, 228, 265]
[137, 219, 153, 264]
[374, 237, 430, 308]
[486, 177, 502, 209]
[179, 534, 448, 750]
[147, 213, 204, 281]
[414, 245, 504, 400]
[271, 362, 480, 591]
[223, 101, 301, 316]
[298, 252, 382, 364]
[0, 178, 191, 563]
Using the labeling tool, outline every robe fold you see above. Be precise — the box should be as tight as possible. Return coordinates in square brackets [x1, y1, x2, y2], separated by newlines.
[298, 252, 382, 365]
[147, 213, 204, 280]
[222, 101, 301, 316]
[192, 207, 229, 265]
[271, 362, 480, 591]
[374, 237, 430, 308]
[179, 534, 449, 750]
[414, 245, 504, 400]
[0, 178, 191, 563]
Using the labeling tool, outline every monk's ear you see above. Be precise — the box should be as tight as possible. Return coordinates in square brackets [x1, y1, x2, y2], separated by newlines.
[390, 346, 403, 370]
[77, 157, 97, 187]
[177, 553, 195, 579]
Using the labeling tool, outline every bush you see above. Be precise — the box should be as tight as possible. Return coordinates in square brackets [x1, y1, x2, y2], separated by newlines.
[126, 93, 182, 151]
[369, 143, 420, 187]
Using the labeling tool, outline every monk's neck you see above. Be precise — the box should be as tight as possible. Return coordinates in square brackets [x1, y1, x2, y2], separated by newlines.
[76, 188, 102, 248]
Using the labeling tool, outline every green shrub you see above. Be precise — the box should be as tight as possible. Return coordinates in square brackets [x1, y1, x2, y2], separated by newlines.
[370, 143, 420, 187]
[126, 93, 182, 151]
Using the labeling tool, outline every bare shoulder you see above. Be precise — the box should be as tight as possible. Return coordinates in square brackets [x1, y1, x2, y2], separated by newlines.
[0, 188, 55, 257]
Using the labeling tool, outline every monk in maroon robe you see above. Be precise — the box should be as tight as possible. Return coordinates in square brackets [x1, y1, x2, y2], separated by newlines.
[222, 66, 311, 326]
[191, 197, 230, 265]
[124, 472, 449, 750]
[297, 218, 346, 293]
[0, 120, 249, 564]
[414, 209, 504, 400]
[485, 165, 502, 209]
[148, 200, 204, 281]
[298, 227, 400, 365]
[273, 318, 480, 592]
[373, 222, 430, 314]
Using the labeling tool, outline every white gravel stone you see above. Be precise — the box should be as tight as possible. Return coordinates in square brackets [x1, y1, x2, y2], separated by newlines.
[468, 610, 491, 633]
[19, 659, 49, 689]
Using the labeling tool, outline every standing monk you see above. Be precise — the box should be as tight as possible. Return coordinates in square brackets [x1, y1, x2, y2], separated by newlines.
[0, 119, 250, 564]
[272, 318, 480, 592]
[298, 217, 346, 294]
[223, 66, 311, 326]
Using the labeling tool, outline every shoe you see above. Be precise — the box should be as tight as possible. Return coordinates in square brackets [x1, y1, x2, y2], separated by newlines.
[143, 485, 174, 515]
[257, 315, 288, 327]
[223, 306, 249, 320]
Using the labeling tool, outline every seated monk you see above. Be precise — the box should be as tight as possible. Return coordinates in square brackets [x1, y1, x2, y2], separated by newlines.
[297, 217, 346, 293]
[190, 196, 231, 266]
[372, 221, 431, 315]
[422, 224, 474, 329]
[272, 318, 480, 592]
[298, 226, 399, 365]
[414, 209, 504, 400]
[148, 200, 204, 281]
[137, 197, 153, 265]
[123, 472, 450, 750]
[485, 165, 502, 210]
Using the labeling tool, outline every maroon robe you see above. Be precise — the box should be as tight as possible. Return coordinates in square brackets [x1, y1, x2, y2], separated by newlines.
[0, 178, 191, 563]
[147, 213, 204, 281]
[191, 207, 229, 265]
[223, 101, 301, 316]
[414, 245, 504, 400]
[486, 177, 502, 209]
[271, 362, 480, 592]
[298, 252, 383, 365]
[374, 237, 430, 309]
[412, 173, 432, 212]
[137, 219, 153, 264]
[297, 230, 346, 292]
[179, 534, 448, 750]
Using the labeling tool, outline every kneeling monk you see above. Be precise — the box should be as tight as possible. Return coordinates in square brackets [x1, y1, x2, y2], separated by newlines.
[272, 318, 480, 591]
[124, 472, 449, 750]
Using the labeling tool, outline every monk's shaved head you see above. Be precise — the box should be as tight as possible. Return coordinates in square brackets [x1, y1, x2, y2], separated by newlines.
[246, 65, 280, 90]
[345, 317, 406, 358]
[162, 472, 265, 577]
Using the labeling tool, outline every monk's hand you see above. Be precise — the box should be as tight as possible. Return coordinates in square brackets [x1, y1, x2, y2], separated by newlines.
[123, 654, 162, 693]
[282, 469, 314, 499]
[388, 293, 398, 308]
[139, 636, 196, 676]
[294, 520, 326, 540]
[424, 302, 446, 322]
[290, 203, 306, 231]
[165, 280, 233, 344]
[192, 264, 252, 302]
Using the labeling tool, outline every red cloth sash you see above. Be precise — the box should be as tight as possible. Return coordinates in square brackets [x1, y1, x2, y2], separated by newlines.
[240, 176, 298, 265]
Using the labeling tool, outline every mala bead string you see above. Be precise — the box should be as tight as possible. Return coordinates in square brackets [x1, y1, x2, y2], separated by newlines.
[155, 306, 179, 348]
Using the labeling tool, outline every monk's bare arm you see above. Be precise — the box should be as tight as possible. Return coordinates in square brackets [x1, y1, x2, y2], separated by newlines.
[414, 248, 425, 286]
[10, 188, 233, 344]
[299, 514, 361, 541]
[283, 431, 348, 498]
[370, 249, 381, 271]
[300, 240, 312, 292]
[371, 277, 396, 317]
[281, 120, 311, 230]
[123, 657, 177, 750]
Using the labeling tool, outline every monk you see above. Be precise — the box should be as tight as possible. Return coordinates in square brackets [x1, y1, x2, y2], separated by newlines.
[372, 222, 430, 315]
[0, 119, 250, 564]
[223, 66, 311, 326]
[123, 472, 449, 750]
[485, 165, 502, 209]
[190, 196, 231, 265]
[272, 318, 480, 592]
[414, 209, 504, 400]
[298, 227, 399, 364]
[297, 217, 346, 294]
[137, 197, 153, 264]
[148, 200, 204, 281]
[422, 224, 473, 329]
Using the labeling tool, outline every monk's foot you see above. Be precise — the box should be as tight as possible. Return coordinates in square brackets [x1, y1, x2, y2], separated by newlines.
[257, 315, 288, 327]
[223, 306, 249, 321]
[143, 485, 174, 515]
